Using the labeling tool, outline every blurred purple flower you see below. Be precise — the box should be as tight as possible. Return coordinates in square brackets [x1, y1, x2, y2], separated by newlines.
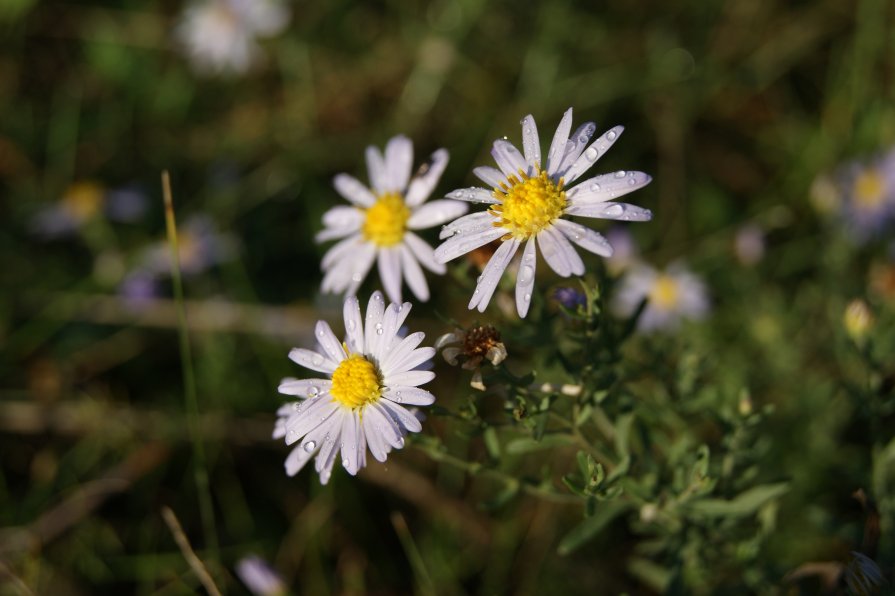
[235, 556, 286, 596]
[605, 226, 638, 274]
[612, 261, 710, 332]
[119, 270, 159, 309]
[30, 181, 149, 240]
[141, 215, 238, 276]
[553, 286, 587, 310]
[837, 150, 895, 242]
[734, 223, 765, 266]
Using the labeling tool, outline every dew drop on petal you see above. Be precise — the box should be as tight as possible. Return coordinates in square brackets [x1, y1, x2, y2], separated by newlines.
[342, 458, 349, 467]
[603, 204, 625, 218]
[352, 272, 363, 282]
[347, 319, 356, 331]
[614, 170, 626, 178]
[519, 265, 534, 283]
[396, 437, 405, 448]
[607, 130, 617, 141]
[628, 178, 637, 186]
[303, 440, 317, 452]
[590, 183, 601, 192]
[524, 293, 531, 302]
[584, 147, 599, 161]
[312, 353, 324, 366]
[308, 386, 319, 397]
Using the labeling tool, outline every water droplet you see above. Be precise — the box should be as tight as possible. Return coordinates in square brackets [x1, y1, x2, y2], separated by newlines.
[476, 275, 483, 283]
[292, 402, 301, 411]
[308, 386, 319, 397]
[473, 288, 479, 295]
[347, 319, 356, 331]
[396, 437, 405, 448]
[589, 183, 601, 192]
[502, 135, 508, 140]
[607, 130, 617, 141]
[374, 294, 383, 301]
[579, 135, 588, 144]
[376, 328, 384, 335]
[519, 265, 534, 283]
[342, 458, 349, 467]
[303, 440, 317, 452]
[615, 170, 626, 178]
[628, 178, 637, 186]
[351, 272, 362, 282]
[287, 430, 297, 440]
[603, 204, 625, 218]
[312, 353, 324, 365]
[394, 391, 403, 402]
[524, 293, 531, 302]
[525, 253, 535, 263]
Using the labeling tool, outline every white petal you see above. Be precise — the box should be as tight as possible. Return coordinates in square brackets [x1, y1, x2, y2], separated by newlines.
[379, 400, 423, 434]
[367, 402, 404, 449]
[383, 369, 435, 387]
[321, 234, 361, 270]
[342, 295, 365, 353]
[315, 227, 358, 243]
[314, 412, 344, 483]
[285, 397, 340, 444]
[284, 443, 315, 476]
[403, 232, 446, 274]
[278, 378, 332, 397]
[405, 149, 449, 207]
[363, 410, 389, 462]
[375, 302, 409, 361]
[434, 226, 504, 264]
[399, 246, 429, 302]
[521, 114, 541, 169]
[540, 227, 584, 276]
[333, 174, 376, 207]
[377, 247, 403, 304]
[546, 108, 574, 176]
[515, 237, 537, 318]
[315, 320, 347, 363]
[321, 205, 364, 230]
[566, 202, 653, 222]
[491, 140, 529, 178]
[407, 200, 469, 230]
[468, 237, 520, 312]
[384, 347, 434, 376]
[363, 290, 387, 356]
[445, 187, 498, 204]
[473, 166, 507, 188]
[380, 331, 426, 374]
[439, 211, 496, 240]
[562, 126, 626, 184]
[339, 413, 362, 476]
[554, 219, 613, 257]
[383, 386, 436, 406]
[289, 348, 338, 374]
[365, 146, 388, 194]
[556, 121, 597, 176]
[344, 242, 377, 296]
[384, 135, 413, 192]
[566, 171, 652, 204]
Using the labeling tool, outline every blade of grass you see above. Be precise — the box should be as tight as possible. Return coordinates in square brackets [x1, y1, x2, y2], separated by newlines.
[390, 512, 435, 596]
[162, 171, 219, 561]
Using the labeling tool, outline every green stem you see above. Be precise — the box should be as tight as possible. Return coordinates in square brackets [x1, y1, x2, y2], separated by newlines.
[162, 172, 219, 561]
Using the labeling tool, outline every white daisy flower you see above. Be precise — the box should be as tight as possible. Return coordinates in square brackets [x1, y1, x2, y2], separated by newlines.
[176, 0, 289, 76]
[318, 135, 468, 303]
[611, 261, 709, 331]
[274, 292, 436, 484]
[433, 107, 653, 317]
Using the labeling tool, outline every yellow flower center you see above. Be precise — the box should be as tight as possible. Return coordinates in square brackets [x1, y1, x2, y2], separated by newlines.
[490, 170, 566, 240]
[853, 170, 885, 210]
[330, 354, 382, 409]
[362, 193, 410, 247]
[62, 181, 104, 221]
[649, 275, 680, 310]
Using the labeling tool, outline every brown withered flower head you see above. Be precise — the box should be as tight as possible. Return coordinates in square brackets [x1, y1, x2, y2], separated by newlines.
[435, 325, 507, 390]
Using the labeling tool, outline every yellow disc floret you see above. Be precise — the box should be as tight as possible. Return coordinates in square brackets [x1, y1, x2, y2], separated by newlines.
[853, 169, 885, 210]
[330, 354, 382, 409]
[649, 275, 680, 311]
[490, 170, 567, 240]
[362, 193, 410, 247]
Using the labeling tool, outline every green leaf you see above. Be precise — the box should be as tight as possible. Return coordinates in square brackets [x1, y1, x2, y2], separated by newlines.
[505, 434, 576, 455]
[558, 500, 633, 555]
[687, 483, 789, 518]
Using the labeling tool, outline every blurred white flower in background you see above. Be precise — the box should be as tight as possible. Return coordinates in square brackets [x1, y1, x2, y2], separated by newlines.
[176, 0, 290, 75]
[235, 556, 286, 596]
[612, 261, 709, 331]
[734, 223, 765, 266]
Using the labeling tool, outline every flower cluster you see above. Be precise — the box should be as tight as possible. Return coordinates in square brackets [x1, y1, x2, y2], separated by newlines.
[277, 107, 660, 483]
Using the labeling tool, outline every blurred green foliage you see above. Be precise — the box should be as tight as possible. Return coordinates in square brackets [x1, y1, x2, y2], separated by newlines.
[1, 0, 895, 594]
